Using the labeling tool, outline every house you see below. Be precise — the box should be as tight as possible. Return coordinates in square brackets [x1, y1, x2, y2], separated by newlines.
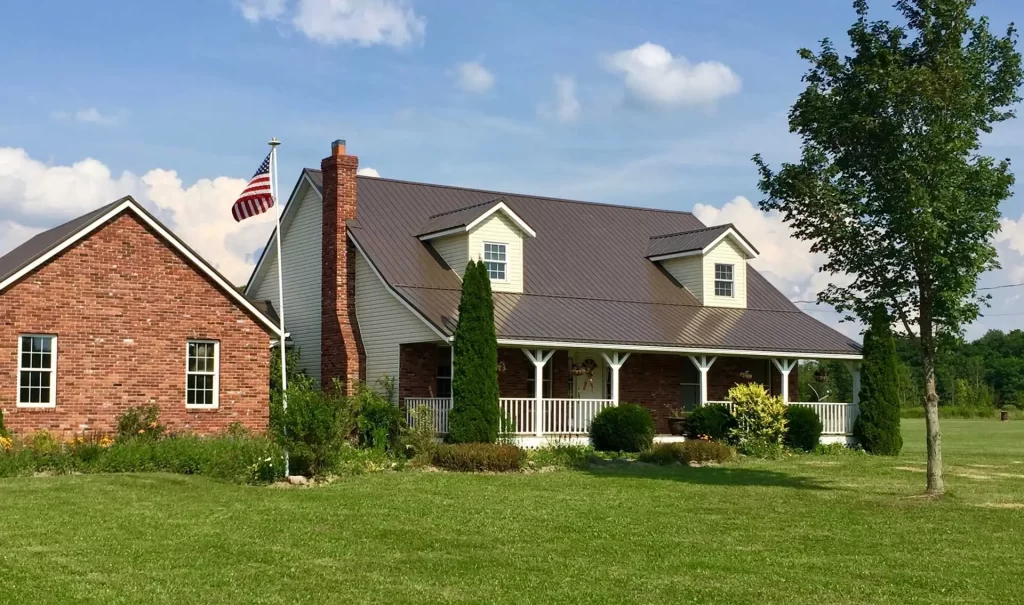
[247, 140, 863, 445]
[0, 196, 282, 436]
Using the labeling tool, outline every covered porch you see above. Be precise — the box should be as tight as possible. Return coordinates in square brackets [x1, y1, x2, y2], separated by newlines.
[399, 343, 861, 447]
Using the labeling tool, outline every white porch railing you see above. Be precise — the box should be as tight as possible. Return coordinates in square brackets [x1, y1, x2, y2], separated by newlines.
[499, 398, 535, 434]
[405, 398, 452, 434]
[404, 397, 615, 436]
[702, 400, 859, 436]
[541, 398, 615, 435]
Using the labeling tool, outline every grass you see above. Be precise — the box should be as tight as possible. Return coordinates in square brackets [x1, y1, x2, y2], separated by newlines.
[1, 419, 1022, 605]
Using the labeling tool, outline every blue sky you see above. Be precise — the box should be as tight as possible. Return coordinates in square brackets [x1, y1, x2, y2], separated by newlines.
[1, 0, 1022, 339]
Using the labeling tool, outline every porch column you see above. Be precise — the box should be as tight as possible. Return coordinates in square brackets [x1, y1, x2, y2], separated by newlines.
[847, 361, 862, 405]
[688, 355, 717, 404]
[771, 358, 799, 403]
[601, 352, 631, 405]
[522, 349, 554, 437]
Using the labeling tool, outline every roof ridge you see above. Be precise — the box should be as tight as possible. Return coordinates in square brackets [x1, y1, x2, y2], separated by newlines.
[303, 168, 696, 217]
[648, 223, 733, 241]
[426, 197, 503, 219]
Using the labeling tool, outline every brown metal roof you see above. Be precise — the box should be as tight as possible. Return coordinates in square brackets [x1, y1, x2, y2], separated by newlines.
[646, 224, 758, 258]
[308, 171, 859, 357]
[417, 198, 504, 238]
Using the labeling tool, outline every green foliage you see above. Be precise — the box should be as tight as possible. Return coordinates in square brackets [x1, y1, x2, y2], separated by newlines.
[269, 380, 356, 477]
[638, 440, 735, 466]
[355, 386, 405, 453]
[814, 442, 866, 456]
[684, 404, 737, 441]
[330, 444, 404, 475]
[854, 313, 904, 456]
[116, 406, 166, 442]
[448, 260, 501, 443]
[431, 443, 526, 472]
[728, 383, 787, 446]
[799, 360, 853, 402]
[270, 346, 318, 398]
[528, 443, 594, 470]
[588, 404, 655, 453]
[401, 404, 439, 462]
[739, 438, 787, 460]
[784, 406, 823, 452]
[0, 408, 8, 438]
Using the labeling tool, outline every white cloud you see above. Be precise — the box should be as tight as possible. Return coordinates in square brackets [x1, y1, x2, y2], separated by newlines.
[357, 167, 380, 177]
[52, 108, 123, 126]
[453, 60, 495, 93]
[292, 0, 425, 47]
[236, 0, 287, 22]
[996, 214, 1024, 282]
[603, 43, 741, 108]
[537, 75, 581, 123]
[0, 147, 275, 286]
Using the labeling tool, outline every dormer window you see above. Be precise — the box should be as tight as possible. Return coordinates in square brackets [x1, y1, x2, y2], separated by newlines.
[714, 263, 734, 297]
[483, 242, 507, 281]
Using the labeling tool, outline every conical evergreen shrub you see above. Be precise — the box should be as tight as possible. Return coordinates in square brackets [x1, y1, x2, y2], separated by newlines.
[447, 260, 501, 443]
[853, 311, 904, 455]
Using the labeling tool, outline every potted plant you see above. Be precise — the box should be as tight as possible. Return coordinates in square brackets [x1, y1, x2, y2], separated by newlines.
[665, 404, 688, 436]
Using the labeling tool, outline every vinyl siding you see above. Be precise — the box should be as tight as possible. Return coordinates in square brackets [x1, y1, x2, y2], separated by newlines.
[661, 255, 704, 302]
[250, 183, 323, 379]
[468, 213, 524, 293]
[702, 238, 747, 308]
[355, 252, 439, 401]
[432, 233, 468, 278]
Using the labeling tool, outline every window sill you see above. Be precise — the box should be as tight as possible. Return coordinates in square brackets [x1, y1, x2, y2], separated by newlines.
[16, 402, 56, 409]
[185, 404, 220, 411]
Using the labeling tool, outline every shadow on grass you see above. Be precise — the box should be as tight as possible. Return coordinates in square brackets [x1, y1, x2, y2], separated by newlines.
[584, 461, 832, 491]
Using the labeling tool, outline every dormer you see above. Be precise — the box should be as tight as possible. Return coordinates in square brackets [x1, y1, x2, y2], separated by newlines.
[417, 198, 536, 294]
[647, 224, 759, 308]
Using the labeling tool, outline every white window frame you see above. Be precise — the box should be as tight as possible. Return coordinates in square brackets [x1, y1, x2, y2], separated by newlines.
[714, 263, 734, 297]
[185, 340, 220, 409]
[482, 241, 508, 282]
[16, 334, 57, 408]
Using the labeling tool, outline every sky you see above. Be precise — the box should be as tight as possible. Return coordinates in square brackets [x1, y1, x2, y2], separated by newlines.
[1, 0, 1023, 342]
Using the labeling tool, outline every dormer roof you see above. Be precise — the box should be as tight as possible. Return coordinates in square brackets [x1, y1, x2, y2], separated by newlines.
[417, 197, 536, 241]
[646, 224, 758, 261]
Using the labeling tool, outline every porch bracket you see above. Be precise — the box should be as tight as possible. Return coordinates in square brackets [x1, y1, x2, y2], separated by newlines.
[600, 352, 631, 406]
[771, 358, 799, 403]
[522, 349, 555, 437]
[688, 355, 717, 405]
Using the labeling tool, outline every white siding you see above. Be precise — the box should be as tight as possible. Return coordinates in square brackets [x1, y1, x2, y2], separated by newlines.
[468, 213, 524, 293]
[251, 184, 323, 379]
[432, 233, 468, 278]
[702, 238, 747, 308]
[662, 256, 704, 302]
[354, 252, 439, 401]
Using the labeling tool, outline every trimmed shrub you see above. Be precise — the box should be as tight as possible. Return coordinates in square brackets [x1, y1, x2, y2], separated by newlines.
[784, 406, 823, 452]
[448, 260, 501, 443]
[355, 387, 405, 453]
[639, 440, 734, 465]
[728, 383, 787, 446]
[684, 404, 737, 441]
[116, 405, 165, 442]
[854, 311, 904, 455]
[269, 380, 356, 477]
[431, 443, 526, 472]
[589, 404, 655, 453]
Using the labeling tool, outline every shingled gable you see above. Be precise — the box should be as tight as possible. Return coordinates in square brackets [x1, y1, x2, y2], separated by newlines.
[280, 171, 860, 358]
[0, 196, 282, 336]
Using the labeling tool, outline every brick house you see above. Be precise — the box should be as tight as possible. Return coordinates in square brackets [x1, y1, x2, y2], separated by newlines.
[246, 140, 863, 445]
[0, 196, 282, 436]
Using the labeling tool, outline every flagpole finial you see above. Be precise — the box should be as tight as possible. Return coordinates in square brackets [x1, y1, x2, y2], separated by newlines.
[269, 137, 281, 147]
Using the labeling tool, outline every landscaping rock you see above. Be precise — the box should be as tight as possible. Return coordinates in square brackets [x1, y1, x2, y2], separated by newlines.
[287, 475, 309, 486]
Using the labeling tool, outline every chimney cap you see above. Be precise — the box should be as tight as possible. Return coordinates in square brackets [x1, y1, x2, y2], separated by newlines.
[332, 139, 347, 147]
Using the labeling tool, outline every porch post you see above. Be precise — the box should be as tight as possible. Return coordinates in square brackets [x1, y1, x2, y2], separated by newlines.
[771, 358, 799, 403]
[523, 349, 554, 437]
[688, 355, 717, 404]
[847, 361, 862, 405]
[601, 352, 631, 405]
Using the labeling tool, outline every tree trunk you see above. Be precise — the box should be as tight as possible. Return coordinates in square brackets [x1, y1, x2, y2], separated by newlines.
[919, 316, 944, 496]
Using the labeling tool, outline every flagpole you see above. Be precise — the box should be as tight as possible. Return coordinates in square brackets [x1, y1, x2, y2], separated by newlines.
[269, 137, 289, 478]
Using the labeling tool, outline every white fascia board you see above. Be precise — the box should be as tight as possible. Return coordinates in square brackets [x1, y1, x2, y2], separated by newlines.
[703, 228, 758, 259]
[496, 338, 862, 360]
[466, 202, 537, 238]
[648, 250, 702, 262]
[417, 226, 466, 242]
[348, 229, 452, 342]
[0, 198, 283, 337]
[244, 171, 318, 296]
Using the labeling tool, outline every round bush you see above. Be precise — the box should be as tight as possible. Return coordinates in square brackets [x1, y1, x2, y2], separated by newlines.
[684, 404, 738, 441]
[784, 405, 823, 451]
[589, 404, 655, 453]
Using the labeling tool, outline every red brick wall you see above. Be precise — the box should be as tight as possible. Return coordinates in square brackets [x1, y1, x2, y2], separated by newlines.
[399, 342, 440, 403]
[0, 212, 271, 437]
[399, 346, 571, 402]
[321, 140, 365, 394]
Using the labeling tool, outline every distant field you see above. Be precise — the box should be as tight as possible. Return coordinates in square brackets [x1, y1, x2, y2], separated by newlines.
[1, 419, 1021, 605]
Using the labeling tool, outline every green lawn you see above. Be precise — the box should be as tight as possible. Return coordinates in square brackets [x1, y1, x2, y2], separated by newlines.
[1, 420, 1022, 605]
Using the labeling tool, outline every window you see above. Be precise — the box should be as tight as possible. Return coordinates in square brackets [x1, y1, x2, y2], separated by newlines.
[186, 341, 219, 407]
[483, 242, 507, 281]
[714, 263, 734, 297]
[527, 358, 553, 397]
[437, 346, 452, 398]
[17, 335, 56, 407]
[680, 361, 700, 411]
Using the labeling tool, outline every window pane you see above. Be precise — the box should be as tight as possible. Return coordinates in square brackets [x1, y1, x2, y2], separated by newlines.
[20, 387, 30, 403]
[40, 353, 51, 369]
[21, 352, 31, 368]
[681, 385, 699, 410]
[39, 337, 51, 353]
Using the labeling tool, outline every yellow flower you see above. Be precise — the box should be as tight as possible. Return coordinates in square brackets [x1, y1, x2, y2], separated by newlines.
[0, 436, 13, 452]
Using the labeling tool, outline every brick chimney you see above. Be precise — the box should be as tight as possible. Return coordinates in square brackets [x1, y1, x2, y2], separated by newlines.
[320, 139, 365, 392]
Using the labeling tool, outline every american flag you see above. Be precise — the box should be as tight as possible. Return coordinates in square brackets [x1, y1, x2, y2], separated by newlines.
[231, 152, 274, 222]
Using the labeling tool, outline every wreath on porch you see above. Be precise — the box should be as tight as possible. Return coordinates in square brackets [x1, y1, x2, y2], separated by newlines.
[570, 358, 598, 391]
